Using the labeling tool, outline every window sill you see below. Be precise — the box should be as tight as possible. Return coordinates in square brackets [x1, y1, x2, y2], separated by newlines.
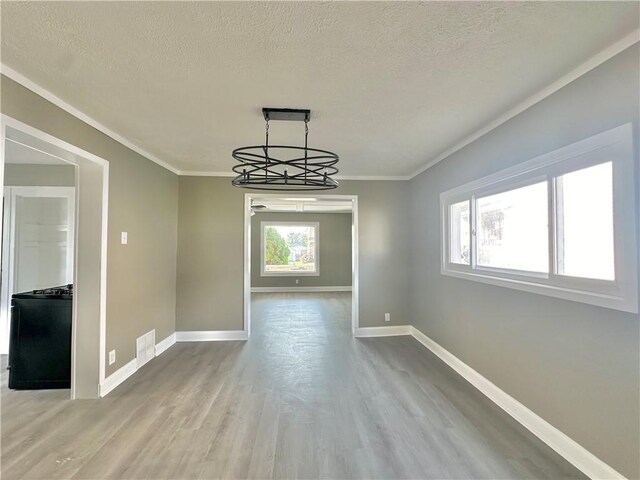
[441, 267, 637, 314]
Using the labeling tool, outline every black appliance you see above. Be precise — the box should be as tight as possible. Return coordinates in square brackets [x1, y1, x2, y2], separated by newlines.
[8, 284, 73, 390]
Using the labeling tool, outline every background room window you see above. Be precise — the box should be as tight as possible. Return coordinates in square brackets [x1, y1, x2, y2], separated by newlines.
[476, 182, 548, 273]
[440, 124, 637, 313]
[261, 222, 319, 276]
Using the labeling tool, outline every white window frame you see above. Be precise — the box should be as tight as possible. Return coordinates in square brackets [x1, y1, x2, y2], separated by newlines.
[440, 124, 638, 313]
[261, 221, 320, 277]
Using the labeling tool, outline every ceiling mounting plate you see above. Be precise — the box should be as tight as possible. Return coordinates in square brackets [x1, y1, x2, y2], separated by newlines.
[262, 108, 310, 122]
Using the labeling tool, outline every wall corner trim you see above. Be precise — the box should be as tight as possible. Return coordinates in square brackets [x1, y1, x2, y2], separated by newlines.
[155, 332, 176, 356]
[175, 330, 249, 342]
[409, 326, 626, 480]
[354, 325, 411, 337]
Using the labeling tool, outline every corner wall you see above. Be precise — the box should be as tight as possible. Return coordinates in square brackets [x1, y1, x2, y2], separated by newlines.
[408, 44, 640, 478]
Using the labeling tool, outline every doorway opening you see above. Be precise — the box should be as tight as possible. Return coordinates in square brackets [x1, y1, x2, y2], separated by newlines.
[243, 194, 359, 337]
[0, 115, 109, 399]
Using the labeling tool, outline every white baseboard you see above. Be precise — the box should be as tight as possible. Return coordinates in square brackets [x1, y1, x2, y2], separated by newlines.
[354, 325, 411, 337]
[409, 326, 625, 480]
[100, 332, 178, 397]
[251, 286, 352, 293]
[155, 332, 176, 356]
[175, 330, 249, 342]
[99, 358, 137, 397]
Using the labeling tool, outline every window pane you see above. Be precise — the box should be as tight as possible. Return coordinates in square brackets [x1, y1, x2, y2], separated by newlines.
[264, 224, 317, 274]
[556, 162, 614, 280]
[477, 182, 548, 273]
[450, 201, 470, 264]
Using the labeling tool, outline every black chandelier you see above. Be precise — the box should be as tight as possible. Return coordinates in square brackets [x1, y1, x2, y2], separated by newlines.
[231, 108, 339, 190]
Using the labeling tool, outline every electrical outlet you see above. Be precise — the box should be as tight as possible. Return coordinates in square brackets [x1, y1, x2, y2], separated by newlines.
[121, 232, 128, 245]
[109, 350, 116, 365]
[384, 313, 391, 322]
[295, 279, 299, 284]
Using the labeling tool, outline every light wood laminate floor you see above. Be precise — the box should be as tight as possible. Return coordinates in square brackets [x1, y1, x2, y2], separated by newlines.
[2, 293, 584, 479]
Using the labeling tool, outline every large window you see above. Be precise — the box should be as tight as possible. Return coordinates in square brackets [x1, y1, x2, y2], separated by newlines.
[261, 222, 319, 276]
[441, 124, 637, 313]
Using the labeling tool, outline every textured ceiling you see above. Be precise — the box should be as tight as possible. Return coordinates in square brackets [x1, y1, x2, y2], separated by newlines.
[1, 2, 638, 177]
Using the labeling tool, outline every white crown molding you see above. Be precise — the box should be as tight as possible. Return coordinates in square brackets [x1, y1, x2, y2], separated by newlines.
[178, 170, 236, 177]
[0, 64, 180, 175]
[408, 30, 640, 180]
[176, 330, 249, 342]
[409, 326, 626, 480]
[178, 170, 410, 181]
[4, 30, 637, 182]
[336, 174, 411, 181]
[354, 325, 411, 337]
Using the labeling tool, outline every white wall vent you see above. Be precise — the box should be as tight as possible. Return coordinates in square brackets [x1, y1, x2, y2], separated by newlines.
[136, 329, 156, 369]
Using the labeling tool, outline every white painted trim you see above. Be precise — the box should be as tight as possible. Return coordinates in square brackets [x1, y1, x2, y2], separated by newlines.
[177, 171, 236, 177]
[251, 286, 352, 293]
[175, 330, 249, 342]
[155, 332, 176, 356]
[409, 326, 625, 480]
[100, 332, 176, 397]
[409, 31, 640, 180]
[354, 325, 411, 337]
[335, 174, 410, 181]
[99, 358, 136, 397]
[1, 114, 109, 400]
[0, 64, 180, 175]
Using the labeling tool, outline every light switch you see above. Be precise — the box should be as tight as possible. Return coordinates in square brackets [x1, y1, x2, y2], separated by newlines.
[121, 232, 128, 245]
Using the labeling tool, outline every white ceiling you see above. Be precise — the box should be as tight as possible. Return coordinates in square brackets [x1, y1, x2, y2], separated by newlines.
[4, 140, 68, 166]
[1, 2, 638, 177]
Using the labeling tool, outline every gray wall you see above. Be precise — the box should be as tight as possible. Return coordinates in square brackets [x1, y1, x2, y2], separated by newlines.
[408, 44, 640, 478]
[251, 212, 351, 288]
[1, 75, 179, 381]
[176, 177, 409, 331]
[4, 163, 75, 186]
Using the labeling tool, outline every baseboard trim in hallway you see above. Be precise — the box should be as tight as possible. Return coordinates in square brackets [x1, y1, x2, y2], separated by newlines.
[100, 359, 136, 397]
[155, 332, 176, 356]
[408, 326, 625, 480]
[100, 332, 177, 397]
[354, 325, 411, 337]
[175, 330, 249, 342]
